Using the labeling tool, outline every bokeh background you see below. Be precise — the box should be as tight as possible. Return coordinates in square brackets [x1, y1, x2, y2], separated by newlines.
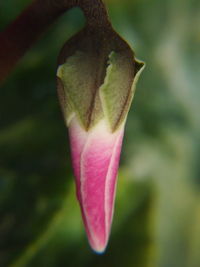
[0, 0, 200, 266]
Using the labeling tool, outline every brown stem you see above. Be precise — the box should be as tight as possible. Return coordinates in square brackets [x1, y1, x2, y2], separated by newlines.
[0, 0, 110, 84]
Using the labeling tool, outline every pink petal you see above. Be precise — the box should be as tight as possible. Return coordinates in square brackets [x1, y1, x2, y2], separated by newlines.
[69, 117, 124, 253]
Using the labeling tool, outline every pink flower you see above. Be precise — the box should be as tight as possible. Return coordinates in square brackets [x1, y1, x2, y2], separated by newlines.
[69, 116, 124, 253]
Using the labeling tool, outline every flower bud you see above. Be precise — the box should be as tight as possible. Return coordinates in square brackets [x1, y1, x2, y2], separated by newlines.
[57, 24, 144, 253]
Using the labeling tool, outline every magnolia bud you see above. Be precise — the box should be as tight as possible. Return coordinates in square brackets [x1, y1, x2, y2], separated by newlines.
[57, 24, 144, 253]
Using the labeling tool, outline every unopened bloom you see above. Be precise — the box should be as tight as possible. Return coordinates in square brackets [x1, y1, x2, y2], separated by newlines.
[56, 25, 144, 253]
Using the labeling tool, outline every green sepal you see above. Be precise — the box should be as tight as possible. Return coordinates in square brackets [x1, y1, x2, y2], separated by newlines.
[57, 51, 104, 129]
[100, 52, 145, 132]
[57, 50, 145, 132]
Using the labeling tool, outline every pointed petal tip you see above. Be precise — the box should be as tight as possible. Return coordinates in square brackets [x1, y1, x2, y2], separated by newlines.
[89, 239, 108, 255]
[92, 247, 106, 255]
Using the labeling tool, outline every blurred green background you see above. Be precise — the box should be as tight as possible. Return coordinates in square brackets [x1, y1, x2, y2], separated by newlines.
[0, 0, 200, 266]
